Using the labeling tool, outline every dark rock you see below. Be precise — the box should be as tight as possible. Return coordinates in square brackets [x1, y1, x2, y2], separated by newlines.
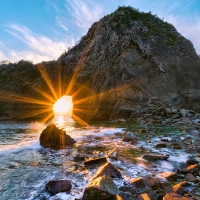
[143, 176, 161, 189]
[84, 157, 107, 165]
[179, 163, 189, 172]
[82, 176, 119, 200]
[45, 180, 72, 195]
[130, 139, 138, 145]
[196, 147, 200, 153]
[186, 164, 200, 174]
[131, 177, 145, 189]
[142, 154, 169, 161]
[185, 147, 197, 153]
[163, 193, 190, 200]
[95, 162, 122, 179]
[172, 181, 194, 195]
[183, 137, 192, 145]
[155, 142, 167, 148]
[140, 129, 146, 133]
[157, 172, 177, 181]
[160, 138, 169, 142]
[73, 156, 85, 162]
[170, 136, 181, 142]
[186, 158, 198, 165]
[122, 132, 137, 142]
[169, 142, 182, 149]
[186, 173, 196, 182]
[40, 124, 76, 149]
[138, 193, 151, 200]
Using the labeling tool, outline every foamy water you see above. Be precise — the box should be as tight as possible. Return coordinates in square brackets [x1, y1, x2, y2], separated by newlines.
[0, 117, 191, 199]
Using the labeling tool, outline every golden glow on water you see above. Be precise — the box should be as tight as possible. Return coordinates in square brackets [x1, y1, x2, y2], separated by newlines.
[53, 95, 73, 116]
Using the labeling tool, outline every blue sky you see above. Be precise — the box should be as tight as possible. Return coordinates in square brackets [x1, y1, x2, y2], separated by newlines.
[0, 0, 200, 63]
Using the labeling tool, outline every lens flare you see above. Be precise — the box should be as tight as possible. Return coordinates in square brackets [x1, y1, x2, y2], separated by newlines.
[53, 95, 73, 116]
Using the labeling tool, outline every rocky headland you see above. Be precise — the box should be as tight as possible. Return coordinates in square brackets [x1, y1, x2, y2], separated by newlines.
[0, 6, 200, 121]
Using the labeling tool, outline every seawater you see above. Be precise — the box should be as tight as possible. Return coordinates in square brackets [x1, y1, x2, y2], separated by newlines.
[0, 118, 190, 200]
[0, 118, 125, 200]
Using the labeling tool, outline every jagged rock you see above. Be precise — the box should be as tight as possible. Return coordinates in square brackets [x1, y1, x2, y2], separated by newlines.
[40, 124, 76, 149]
[45, 180, 72, 195]
[122, 132, 137, 142]
[163, 193, 190, 200]
[143, 154, 169, 161]
[172, 181, 194, 195]
[84, 157, 107, 165]
[73, 156, 85, 162]
[82, 176, 119, 200]
[183, 137, 192, 145]
[157, 172, 177, 181]
[169, 142, 182, 149]
[95, 162, 122, 179]
[131, 177, 145, 189]
[186, 173, 196, 182]
[186, 158, 198, 165]
[186, 164, 200, 174]
[0, 6, 200, 121]
[138, 193, 151, 200]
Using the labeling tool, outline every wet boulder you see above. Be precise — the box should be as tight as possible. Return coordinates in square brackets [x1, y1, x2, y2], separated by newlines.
[143, 154, 169, 161]
[163, 193, 190, 200]
[40, 124, 76, 149]
[95, 162, 122, 179]
[131, 177, 145, 189]
[157, 172, 177, 181]
[82, 176, 119, 200]
[46, 180, 72, 195]
[122, 132, 137, 142]
[155, 142, 167, 148]
[84, 157, 107, 166]
[138, 193, 152, 200]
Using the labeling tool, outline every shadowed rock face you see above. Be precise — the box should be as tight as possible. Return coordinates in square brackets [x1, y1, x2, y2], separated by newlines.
[40, 124, 76, 149]
[0, 6, 200, 120]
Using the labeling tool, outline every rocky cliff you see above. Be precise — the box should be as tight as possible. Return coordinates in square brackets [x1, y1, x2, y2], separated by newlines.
[0, 6, 200, 121]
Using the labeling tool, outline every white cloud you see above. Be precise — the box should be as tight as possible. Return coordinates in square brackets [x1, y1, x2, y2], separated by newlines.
[65, 0, 103, 30]
[164, 15, 200, 54]
[1, 24, 75, 63]
[56, 16, 68, 32]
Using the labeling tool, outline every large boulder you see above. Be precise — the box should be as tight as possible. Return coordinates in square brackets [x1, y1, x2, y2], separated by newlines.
[40, 124, 76, 149]
[82, 176, 119, 200]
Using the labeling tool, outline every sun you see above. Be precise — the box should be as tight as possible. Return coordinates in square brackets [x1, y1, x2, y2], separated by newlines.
[53, 95, 73, 116]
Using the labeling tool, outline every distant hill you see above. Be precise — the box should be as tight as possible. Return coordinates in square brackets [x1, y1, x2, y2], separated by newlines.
[0, 6, 200, 120]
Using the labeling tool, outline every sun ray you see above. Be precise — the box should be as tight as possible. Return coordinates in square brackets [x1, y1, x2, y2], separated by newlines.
[0, 90, 53, 106]
[37, 64, 58, 100]
[72, 113, 88, 127]
[41, 112, 54, 123]
[12, 74, 56, 103]
[20, 107, 52, 119]
[73, 82, 131, 106]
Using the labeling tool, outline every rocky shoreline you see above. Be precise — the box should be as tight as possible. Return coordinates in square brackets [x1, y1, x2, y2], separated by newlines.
[39, 119, 200, 199]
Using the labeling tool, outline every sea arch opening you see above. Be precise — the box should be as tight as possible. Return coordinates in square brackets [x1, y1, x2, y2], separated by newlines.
[53, 95, 73, 117]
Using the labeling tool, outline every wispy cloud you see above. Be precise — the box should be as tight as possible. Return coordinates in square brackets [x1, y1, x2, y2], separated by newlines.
[65, 0, 103, 30]
[166, 15, 200, 54]
[1, 24, 75, 63]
